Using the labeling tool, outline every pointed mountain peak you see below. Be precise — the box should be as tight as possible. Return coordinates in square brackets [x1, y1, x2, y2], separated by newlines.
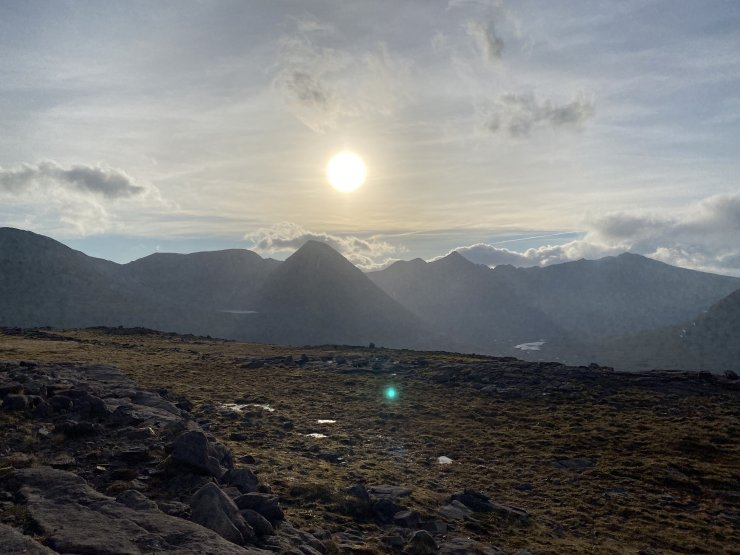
[431, 250, 476, 268]
[285, 240, 350, 264]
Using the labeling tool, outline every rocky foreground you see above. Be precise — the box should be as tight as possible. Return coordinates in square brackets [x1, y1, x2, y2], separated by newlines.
[0, 327, 739, 554]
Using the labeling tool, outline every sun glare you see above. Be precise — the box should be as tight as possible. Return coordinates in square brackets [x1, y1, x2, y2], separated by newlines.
[327, 151, 367, 193]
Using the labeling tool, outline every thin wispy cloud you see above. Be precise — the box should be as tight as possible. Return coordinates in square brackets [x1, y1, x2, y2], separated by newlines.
[482, 93, 595, 137]
[466, 20, 505, 63]
[273, 15, 411, 133]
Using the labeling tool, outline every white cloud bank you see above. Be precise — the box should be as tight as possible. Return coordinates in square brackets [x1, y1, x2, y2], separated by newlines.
[244, 222, 402, 270]
[445, 192, 740, 276]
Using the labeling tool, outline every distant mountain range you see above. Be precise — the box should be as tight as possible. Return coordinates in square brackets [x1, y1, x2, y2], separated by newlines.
[1, 227, 739, 371]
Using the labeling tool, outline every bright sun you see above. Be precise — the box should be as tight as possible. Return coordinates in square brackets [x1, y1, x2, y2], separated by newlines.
[326, 151, 367, 193]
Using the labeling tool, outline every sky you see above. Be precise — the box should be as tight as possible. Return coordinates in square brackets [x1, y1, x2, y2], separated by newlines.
[1, 0, 739, 274]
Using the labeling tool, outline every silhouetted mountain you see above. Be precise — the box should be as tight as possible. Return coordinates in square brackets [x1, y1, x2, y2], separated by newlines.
[499, 253, 740, 338]
[2, 227, 739, 371]
[371, 252, 740, 357]
[509, 284, 740, 372]
[0, 227, 208, 332]
[122, 249, 279, 311]
[251, 241, 427, 347]
[370, 252, 561, 350]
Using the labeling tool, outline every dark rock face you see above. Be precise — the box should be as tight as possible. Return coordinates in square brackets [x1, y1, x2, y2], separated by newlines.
[0, 360, 325, 554]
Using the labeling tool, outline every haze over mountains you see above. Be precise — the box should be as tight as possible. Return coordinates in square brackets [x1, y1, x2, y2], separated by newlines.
[1, 227, 739, 371]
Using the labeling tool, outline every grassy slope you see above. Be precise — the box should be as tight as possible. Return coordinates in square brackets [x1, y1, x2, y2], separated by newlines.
[1, 329, 738, 554]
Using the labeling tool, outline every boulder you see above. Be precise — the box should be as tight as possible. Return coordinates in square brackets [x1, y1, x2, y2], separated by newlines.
[406, 530, 437, 554]
[240, 508, 275, 536]
[372, 497, 401, 523]
[234, 492, 284, 523]
[191, 482, 255, 545]
[224, 467, 259, 493]
[451, 490, 495, 512]
[171, 430, 228, 478]
[5, 466, 266, 554]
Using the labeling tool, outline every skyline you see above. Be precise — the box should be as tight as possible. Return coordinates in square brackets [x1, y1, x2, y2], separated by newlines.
[1, 1, 739, 274]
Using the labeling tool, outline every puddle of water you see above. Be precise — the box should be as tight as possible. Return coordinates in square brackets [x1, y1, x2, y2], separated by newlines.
[306, 433, 327, 438]
[438, 456, 454, 464]
[220, 403, 275, 413]
[317, 419, 336, 424]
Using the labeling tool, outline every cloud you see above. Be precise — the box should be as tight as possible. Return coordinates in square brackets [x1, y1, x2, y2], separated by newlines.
[466, 20, 504, 63]
[482, 92, 595, 137]
[273, 16, 411, 133]
[0, 161, 145, 198]
[0, 161, 165, 236]
[244, 222, 402, 270]
[442, 192, 740, 276]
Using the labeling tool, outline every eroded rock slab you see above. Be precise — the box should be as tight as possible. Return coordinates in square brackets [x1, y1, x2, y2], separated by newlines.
[4, 466, 265, 555]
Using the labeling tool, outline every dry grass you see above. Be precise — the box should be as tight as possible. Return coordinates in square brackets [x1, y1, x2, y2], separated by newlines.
[1, 328, 738, 554]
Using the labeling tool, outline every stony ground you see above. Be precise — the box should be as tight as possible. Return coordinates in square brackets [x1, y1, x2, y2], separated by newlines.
[1, 327, 738, 554]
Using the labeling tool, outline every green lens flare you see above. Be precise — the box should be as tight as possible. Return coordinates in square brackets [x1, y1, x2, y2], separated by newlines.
[384, 386, 398, 400]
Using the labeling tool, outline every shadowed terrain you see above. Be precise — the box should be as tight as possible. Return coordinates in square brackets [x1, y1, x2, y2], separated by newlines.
[1, 328, 738, 554]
